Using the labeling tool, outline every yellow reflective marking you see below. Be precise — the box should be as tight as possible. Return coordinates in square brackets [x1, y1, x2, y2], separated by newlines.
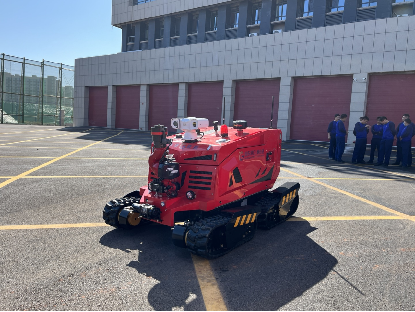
[234, 216, 241, 227]
[0, 131, 124, 190]
[281, 167, 415, 223]
[245, 214, 252, 224]
[240, 215, 247, 226]
[293, 189, 297, 197]
[251, 213, 257, 223]
[281, 196, 286, 205]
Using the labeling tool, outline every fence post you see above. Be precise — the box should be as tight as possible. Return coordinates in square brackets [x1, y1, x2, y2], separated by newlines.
[1, 53, 4, 124]
[22, 57, 25, 124]
[41, 60, 44, 125]
[59, 63, 63, 126]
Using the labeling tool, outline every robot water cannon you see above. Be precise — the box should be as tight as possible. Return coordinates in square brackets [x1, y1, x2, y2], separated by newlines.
[171, 117, 209, 142]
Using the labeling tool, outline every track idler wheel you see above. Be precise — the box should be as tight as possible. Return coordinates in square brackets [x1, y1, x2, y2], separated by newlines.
[103, 197, 142, 229]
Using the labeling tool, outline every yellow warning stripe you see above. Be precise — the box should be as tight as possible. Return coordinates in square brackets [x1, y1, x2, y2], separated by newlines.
[234, 216, 241, 227]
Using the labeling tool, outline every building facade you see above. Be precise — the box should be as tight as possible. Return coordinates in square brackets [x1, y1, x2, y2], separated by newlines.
[74, 0, 415, 143]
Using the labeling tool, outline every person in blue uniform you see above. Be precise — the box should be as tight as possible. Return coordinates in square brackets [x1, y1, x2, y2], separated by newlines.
[335, 114, 348, 163]
[328, 114, 340, 160]
[374, 116, 396, 168]
[367, 117, 383, 164]
[352, 116, 370, 164]
[399, 118, 413, 169]
[393, 114, 410, 166]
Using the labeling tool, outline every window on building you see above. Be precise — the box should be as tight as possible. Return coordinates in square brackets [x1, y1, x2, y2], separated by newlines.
[300, 0, 314, 16]
[393, 0, 411, 2]
[171, 16, 181, 37]
[207, 10, 218, 31]
[251, 2, 262, 24]
[359, 0, 377, 7]
[275, 0, 288, 21]
[134, 0, 155, 4]
[227, 6, 240, 29]
[157, 19, 164, 39]
[141, 22, 149, 41]
[330, 0, 345, 12]
[190, 13, 199, 34]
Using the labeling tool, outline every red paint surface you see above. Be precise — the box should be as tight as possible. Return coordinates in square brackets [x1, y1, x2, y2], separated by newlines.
[234, 79, 280, 128]
[115, 86, 140, 129]
[149, 84, 179, 132]
[366, 73, 415, 145]
[290, 76, 353, 141]
[187, 82, 223, 126]
[88, 87, 108, 127]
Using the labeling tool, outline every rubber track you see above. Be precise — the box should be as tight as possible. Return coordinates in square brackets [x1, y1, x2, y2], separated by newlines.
[103, 197, 141, 228]
[254, 192, 286, 229]
[186, 215, 256, 259]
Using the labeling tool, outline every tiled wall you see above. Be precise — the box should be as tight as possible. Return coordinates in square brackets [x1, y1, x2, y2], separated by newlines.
[112, 0, 234, 26]
[75, 15, 415, 141]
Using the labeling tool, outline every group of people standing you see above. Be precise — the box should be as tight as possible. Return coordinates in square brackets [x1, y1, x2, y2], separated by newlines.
[327, 113, 414, 168]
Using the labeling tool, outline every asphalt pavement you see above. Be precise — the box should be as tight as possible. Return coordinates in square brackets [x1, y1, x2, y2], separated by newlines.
[0, 124, 414, 311]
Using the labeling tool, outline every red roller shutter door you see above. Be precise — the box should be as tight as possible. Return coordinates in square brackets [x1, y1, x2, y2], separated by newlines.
[148, 84, 179, 132]
[234, 79, 280, 128]
[115, 86, 140, 129]
[291, 76, 353, 141]
[88, 87, 108, 127]
[187, 82, 223, 126]
[366, 73, 415, 144]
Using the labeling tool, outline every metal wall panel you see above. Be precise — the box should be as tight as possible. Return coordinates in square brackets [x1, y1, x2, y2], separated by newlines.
[234, 79, 280, 129]
[290, 76, 353, 141]
[187, 82, 223, 126]
[148, 84, 179, 131]
[115, 85, 140, 129]
[88, 87, 108, 127]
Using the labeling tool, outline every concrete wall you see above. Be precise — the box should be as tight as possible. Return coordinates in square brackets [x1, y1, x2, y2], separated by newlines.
[75, 15, 415, 142]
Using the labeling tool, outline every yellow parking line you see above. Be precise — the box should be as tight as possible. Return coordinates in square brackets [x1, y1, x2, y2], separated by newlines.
[0, 131, 124, 190]
[0, 223, 110, 230]
[0, 129, 56, 135]
[281, 167, 415, 223]
[22, 176, 147, 178]
[191, 254, 227, 311]
[289, 216, 407, 221]
[1, 215, 411, 231]
[0, 133, 73, 146]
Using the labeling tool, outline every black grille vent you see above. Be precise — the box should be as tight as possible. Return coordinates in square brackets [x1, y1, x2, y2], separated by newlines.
[188, 170, 212, 190]
[185, 155, 213, 161]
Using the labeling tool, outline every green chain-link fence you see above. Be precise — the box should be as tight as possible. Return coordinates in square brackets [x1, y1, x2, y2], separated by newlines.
[0, 53, 74, 126]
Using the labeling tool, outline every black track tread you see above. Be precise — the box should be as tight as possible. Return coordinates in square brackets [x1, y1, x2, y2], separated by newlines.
[186, 215, 256, 259]
[102, 197, 141, 228]
[254, 192, 286, 230]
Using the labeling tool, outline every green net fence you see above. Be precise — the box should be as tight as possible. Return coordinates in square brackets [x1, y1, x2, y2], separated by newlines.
[0, 54, 74, 126]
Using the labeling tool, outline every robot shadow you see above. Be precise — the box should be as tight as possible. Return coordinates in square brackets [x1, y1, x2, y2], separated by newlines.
[100, 220, 338, 311]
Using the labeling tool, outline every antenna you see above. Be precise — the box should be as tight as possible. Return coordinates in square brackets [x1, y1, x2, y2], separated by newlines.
[222, 96, 226, 125]
[270, 96, 274, 129]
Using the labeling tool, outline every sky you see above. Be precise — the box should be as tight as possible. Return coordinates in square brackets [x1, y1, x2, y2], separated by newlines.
[0, 0, 122, 67]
